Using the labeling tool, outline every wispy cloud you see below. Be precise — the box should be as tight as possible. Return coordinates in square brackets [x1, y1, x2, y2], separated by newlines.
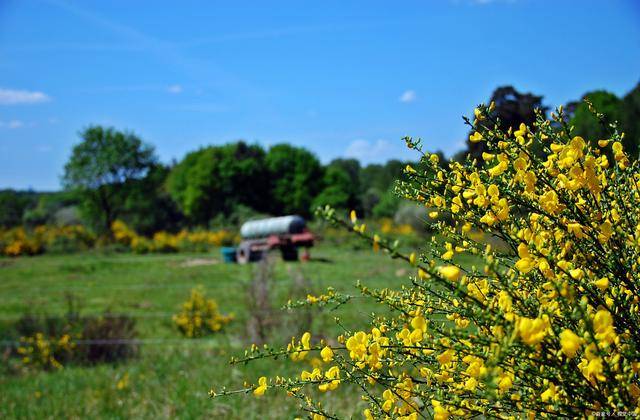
[46, 0, 256, 99]
[0, 120, 24, 129]
[167, 84, 183, 94]
[0, 88, 51, 105]
[399, 90, 417, 103]
[36, 145, 53, 153]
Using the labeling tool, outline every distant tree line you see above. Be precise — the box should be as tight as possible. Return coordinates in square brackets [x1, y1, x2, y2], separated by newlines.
[0, 131, 412, 235]
[457, 83, 640, 162]
[1, 81, 638, 236]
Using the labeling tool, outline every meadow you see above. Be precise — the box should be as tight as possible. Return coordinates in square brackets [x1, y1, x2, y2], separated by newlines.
[0, 240, 461, 419]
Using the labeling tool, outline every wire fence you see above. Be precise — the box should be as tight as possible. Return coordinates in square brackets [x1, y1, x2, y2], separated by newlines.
[0, 312, 178, 321]
[0, 337, 225, 347]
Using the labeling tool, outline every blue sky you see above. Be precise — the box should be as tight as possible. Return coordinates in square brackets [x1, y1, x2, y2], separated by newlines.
[0, 0, 639, 190]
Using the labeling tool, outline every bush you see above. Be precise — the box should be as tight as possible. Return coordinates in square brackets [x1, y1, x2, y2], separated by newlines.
[11, 297, 138, 370]
[80, 314, 138, 364]
[214, 104, 640, 417]
[173, 287, 233, 338]
[0, 225, 95, 256]
[111, 220, 238, 253]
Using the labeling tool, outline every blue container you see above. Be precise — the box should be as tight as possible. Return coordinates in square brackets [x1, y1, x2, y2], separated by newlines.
[221, 247, 237, 263]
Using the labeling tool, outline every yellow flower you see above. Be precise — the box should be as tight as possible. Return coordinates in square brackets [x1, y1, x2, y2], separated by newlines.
[488, 161, 508, 177]
[612, 141, 623, 154]
[436, 349, 455, 365]
[253, 376, 267, 396]
[559, 329, 583, 358]
[432, 399, 450, 420]
[437, 265, 461, 282]
[373, 234, 380, 252]
[469, 131, 483, 143]
[350, 210, 357, 224]
[515, 243, 536, 274]
[516, 316, 549, 346]
[411, 315, 427, 333]
[482, 152, 495, 161]
[567, 223, 585, 239]
[409, 252, 417, 266]
[540, 382, 557, 402]
[301, 332, 311, 349]
[593, 310, 616, 346]
[320, 346, 334, 363]
[593, 277, 609, 291]
[318, 366, 341, 392]
[569, 268, 584, 280]
[498, 373, 513, 392]
[582, 357, 606, 382]
[441, 242, 454, 260]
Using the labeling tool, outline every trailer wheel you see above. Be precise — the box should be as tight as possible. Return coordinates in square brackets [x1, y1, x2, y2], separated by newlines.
[236, 243, 253, 264]
[281, 246, 298, 262]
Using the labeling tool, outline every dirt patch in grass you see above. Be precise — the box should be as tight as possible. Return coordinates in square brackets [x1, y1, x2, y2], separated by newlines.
[178, 258, 219, 268]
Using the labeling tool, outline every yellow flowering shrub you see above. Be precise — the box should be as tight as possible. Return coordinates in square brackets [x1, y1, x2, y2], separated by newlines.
[213, 105, 640, 417]
[16, 332, 75, 370]
[0, 225, 95, 256]
[111, 221, 238, 253]
[379, 218, 414, 236]
[173, 287, 234, 338]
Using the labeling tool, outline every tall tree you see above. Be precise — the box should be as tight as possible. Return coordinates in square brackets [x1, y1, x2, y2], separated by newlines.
[312, 165, 354, 211]
[325, 159, 361, 211]
[265, 144, 324, 217]
[121, 164, 183, 235]
[570, 90, 625, 147]
[461, 86, 547, 161]
[62, 126, 157, 235]
[0, 189, 37, 228]
[166, 142, 268, 225]
[621, 83, 640, 159]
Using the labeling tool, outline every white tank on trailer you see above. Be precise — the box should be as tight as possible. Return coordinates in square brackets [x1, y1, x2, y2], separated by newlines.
[240, 215, 306, 239]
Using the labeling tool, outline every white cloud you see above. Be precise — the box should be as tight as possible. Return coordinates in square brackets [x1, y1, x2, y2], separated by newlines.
[345, 139, 412, 164]
[399, 90, 416, 103]
[167, 84, 183, 94]
[0, 119, 24, 129]
[36, 145, 52, 153]
[0, 88, 50, 105]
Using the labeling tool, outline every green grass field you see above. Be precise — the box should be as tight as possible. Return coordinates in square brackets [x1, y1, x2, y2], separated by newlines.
[0, 242, 437, 419]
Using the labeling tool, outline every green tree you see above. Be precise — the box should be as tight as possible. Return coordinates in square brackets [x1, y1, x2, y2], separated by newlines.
[569, 90, 627, 148]
[461, 86, 547, 161]
[62, 126, 157, 235]
[359, 160, 411, 217]
[167, 142, 268, 225]
[0, 189, 36, 228]
[621, 83, 640, 159]
[372, 189, 401, 218]
[265, 144, 323, 217]
[312, 165, 353, 211]
[324, 159, 361, 211]
[22, 191, 78, 226]
[121, 164, 183, 235]
[360, 160, 405, 193]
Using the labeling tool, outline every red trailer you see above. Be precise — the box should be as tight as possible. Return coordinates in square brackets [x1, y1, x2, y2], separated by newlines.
[236, 215, 314, 264]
